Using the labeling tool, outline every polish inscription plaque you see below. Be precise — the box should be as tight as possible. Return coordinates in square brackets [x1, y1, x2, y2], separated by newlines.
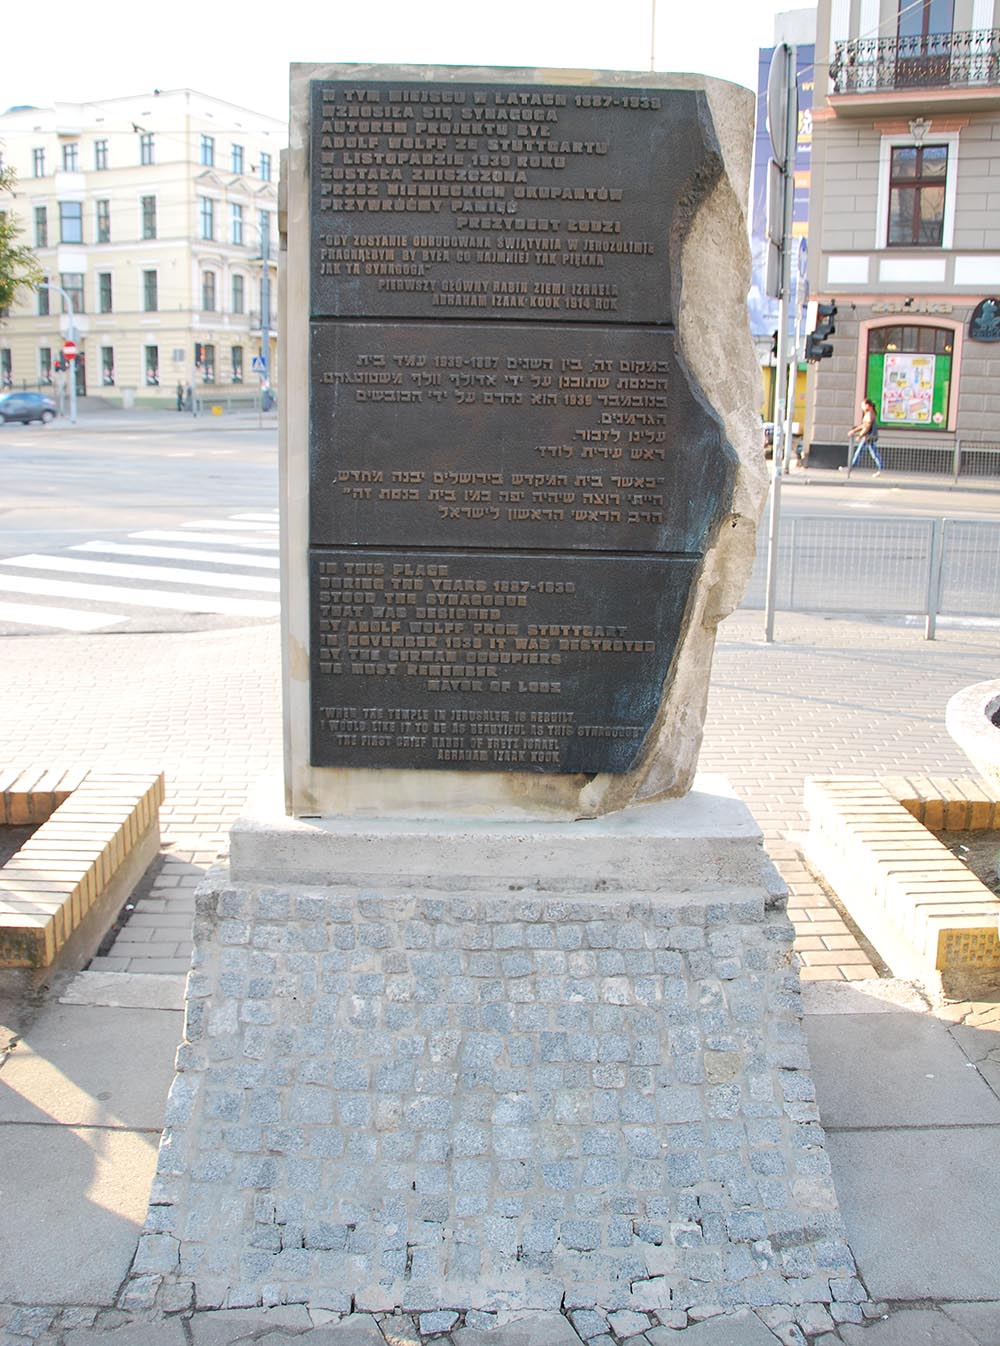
[308, 77, 734, 774]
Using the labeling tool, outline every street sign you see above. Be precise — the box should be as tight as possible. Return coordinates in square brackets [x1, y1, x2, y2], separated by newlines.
[767, 44, 795, 169]
[63, 340, 78, 361]
[251, 355, 267, 373]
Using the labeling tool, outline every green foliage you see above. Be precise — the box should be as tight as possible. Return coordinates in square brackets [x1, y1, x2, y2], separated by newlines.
[0, 166, 42, 318]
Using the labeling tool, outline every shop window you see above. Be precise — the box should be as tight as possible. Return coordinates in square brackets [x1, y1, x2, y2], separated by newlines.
[865, 324, 954, 429]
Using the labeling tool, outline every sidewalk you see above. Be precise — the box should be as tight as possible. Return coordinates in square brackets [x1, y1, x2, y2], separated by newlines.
[1, 609, 999, 1342]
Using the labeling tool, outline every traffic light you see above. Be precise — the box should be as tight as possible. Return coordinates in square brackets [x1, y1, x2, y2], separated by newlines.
[194, 343, 204, 368]
[805, 300, 837, 362]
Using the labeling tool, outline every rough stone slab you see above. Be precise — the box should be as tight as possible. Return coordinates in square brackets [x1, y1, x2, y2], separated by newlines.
[839, 1308, 981, 1346]
[0, 1125, 158, 1304]
[64, 1324, 188, 1346]
[0, 1002, 181, 1128]
[57, 970, 186, 1010]
[452, 1313, 585, 1345]
[806, 1011, 1000, 1128]
[255, 1320, 386, 1346]
[827, 1127, 1000, 1301]
[942, 1302, 1000, 1346]
[800, 979, 929, 1016]
[647, 1311, 780, 1344]
[187, 1307, 314, 1344]
[229, 779, 770, 893]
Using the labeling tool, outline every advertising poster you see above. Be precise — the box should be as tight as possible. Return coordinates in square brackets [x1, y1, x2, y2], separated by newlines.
[881, 353, 935, 425]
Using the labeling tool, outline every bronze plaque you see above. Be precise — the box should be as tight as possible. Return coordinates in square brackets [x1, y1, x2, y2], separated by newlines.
[310, 548, 696, 773]
[310, 80, 721, 325]
[310, 321, 732, 556]
[307, 77, 734, 775]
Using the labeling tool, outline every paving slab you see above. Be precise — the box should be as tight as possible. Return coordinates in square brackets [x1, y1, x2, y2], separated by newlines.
[188, 1307, 313, 1345]
[838, 1308, 981, 1346]
[942, 1302, 1000, 1346]
[827, 1126, 1000, 1301]
[57, 970, 186, 1009]
[647, 1311, 779, 1345]
[64, 1323, 188, 1346]
[806, 1010, 1000, 1127]
[801, 978, 930, 1015]
[255, 1319, 386, 1346]
[0, 1002, 181, 1128]
[0, 1123, 159, 1303]
[453, 1312, 585, 1345]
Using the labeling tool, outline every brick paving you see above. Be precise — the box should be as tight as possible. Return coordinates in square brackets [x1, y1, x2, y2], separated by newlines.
[0, 609, 996, 980]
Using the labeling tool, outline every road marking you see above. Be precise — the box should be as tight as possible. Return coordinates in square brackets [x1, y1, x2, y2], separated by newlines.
[0, 601, 128, 632]
[0, 573, 279, 616]
[128, 530, 279, 549]
[1, 554, 281, 593]
[72, 542, 280, 569]
[230, 513, 280, 523]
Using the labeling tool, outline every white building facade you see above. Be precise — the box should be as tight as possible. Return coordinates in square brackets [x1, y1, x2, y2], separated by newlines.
[806, 0, 1000, 466]
[0, 88, 283, 406]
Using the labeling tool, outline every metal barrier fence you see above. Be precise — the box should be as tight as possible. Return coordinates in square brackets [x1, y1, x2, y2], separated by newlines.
[844, 437, 1000, 481]
[742, 513, 1000, 638]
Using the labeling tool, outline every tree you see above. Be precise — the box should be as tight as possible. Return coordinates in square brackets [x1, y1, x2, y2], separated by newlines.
[0, 167, 42, 318]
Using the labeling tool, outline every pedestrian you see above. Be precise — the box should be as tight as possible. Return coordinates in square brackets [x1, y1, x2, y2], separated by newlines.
[849, 398, 882, 474]
[176, 382, 184, 412]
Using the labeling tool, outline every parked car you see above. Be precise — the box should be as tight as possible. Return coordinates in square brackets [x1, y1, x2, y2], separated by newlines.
[0, 392, 58, 424]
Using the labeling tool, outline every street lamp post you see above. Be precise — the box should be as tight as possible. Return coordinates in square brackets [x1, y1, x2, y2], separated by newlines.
[38, 281, 78, 425]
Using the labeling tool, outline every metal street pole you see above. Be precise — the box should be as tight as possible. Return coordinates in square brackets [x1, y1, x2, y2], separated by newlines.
[38, 281, 77, 425]
[261, 211, 271, 414]
[763, 44, 798, 643]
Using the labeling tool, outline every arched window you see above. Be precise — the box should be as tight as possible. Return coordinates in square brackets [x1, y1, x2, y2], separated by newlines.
[866, 324, 954, 429]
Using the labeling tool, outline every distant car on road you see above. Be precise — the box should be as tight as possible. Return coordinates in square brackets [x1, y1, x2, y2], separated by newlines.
[0, 392, 58, 424]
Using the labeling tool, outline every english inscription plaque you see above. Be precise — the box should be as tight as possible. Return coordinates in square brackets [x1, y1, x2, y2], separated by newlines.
[308, 77, 735, 775]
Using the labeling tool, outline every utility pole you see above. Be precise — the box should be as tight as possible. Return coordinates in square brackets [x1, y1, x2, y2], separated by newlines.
[763, 43, 798, 644]
[38, 281, 77, 425]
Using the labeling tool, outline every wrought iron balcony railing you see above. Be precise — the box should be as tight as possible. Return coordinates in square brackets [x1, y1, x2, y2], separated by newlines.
[831, 29, 1000, 94]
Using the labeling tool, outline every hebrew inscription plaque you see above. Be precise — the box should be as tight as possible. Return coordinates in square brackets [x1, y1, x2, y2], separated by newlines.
[308, 77, 735, 774]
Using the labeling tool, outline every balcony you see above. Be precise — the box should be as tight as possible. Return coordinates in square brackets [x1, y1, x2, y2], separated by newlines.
[830, 29, 1000, 113]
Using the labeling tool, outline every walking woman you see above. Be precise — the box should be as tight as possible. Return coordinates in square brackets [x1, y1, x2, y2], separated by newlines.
[849, 398, 882, 474]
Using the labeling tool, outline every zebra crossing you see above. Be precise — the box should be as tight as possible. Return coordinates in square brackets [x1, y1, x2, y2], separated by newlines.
[0, 511, 281, 634]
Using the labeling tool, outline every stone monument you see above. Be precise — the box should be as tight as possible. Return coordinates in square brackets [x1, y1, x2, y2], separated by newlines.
[136, 65, 856, 1324]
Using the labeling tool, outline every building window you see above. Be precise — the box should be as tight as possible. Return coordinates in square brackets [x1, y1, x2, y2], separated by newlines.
[98, 271, 113, 314]
[259, 151, 271, 182]
[94, 139, 108, 170]
[865, 324, 954, 429]
[145, 345, 159, 386]
[140, 133, 154, 165]
[258, 209, 271, 255]
[202, 270, 217, 311]
[96, 198, 111, 243]
[34, 206, 47, 248]
[60, 272, 85, 315]
[197, 342, 216, 383]
[199, 196, 214, 240]
[37, 279, 50, 317]
[231, 345, 243, 383]
[200, 134, 214, 167]
[61, 142, 79, 172]
[231, 143, 244, 174]
[58, 201, 83, 244]
[32, 148, 45, 177]
[141, 195, 157, 239]
[232, 273, 245, 314]
[143, 270, 158, 312]
[231, 203, 244, 246]
[40, 347, 53, 384]
[1, 349, 11, 388]
[887, 144, 948, 246]
[101, 346, 115, 386]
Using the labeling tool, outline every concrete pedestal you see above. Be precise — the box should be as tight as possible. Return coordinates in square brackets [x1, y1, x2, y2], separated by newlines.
[137, 782, 853, 1317]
